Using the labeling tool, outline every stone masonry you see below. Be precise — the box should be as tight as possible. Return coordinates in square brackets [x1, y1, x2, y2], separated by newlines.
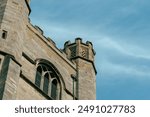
[0, 0, 97, 100]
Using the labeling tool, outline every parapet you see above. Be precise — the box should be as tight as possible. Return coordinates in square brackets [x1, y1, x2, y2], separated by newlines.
[63, 37, 96, 62]
[34, 25, 44, 35]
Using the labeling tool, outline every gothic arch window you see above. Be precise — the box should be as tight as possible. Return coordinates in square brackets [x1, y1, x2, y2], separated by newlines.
[35, 62, 62, 100]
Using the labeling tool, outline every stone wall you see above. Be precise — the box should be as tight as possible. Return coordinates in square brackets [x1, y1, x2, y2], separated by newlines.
[16, 78, 46, 100]
[1, 57, 20, 99]
[76, 58, 96, 100]
[17, 22, 77, 100]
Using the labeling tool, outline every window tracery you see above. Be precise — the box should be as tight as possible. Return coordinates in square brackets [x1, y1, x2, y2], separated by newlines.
[35, 63, 61, 100]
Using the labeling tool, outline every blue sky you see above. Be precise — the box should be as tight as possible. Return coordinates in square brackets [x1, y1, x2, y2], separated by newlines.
[29, 0, 150, 100]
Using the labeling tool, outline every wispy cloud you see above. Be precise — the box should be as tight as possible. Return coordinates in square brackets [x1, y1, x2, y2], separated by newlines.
[96, 38, 150, 59]
[101, 60, 150, 78]
[95, 37, 150, 78]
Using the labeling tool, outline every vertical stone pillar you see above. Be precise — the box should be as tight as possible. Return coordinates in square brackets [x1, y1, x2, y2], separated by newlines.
[0, 55, 20, 99]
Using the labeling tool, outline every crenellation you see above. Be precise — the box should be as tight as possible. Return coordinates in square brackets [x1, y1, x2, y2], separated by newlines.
[64, 37, 96, 62]
[34, 25, 44, 35]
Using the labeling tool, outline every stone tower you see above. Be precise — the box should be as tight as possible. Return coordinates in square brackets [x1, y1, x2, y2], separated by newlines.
[0, 0, 96, 100]
[64, 38, 97, 99]
[0, 0, 31, 99]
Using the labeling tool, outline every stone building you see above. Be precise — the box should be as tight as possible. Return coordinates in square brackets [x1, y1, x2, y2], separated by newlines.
[0, 0, 96, 100]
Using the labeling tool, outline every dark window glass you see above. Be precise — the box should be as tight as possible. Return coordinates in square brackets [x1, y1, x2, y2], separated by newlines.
[51, 79, 57, 99]
[42, 65, 47, 72]
[50, 72, 55, 78]
[43, 73, 49, 94]
[35, 66, 42, 88]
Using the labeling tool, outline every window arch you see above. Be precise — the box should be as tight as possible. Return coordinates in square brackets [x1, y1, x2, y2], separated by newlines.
[35, 62, 61, 100]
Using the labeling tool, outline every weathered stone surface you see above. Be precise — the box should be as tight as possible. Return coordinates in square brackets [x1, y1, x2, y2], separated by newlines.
[1, 57, 20, 99]
[16, 78, 46, 100]
[0, 0, 96, 100]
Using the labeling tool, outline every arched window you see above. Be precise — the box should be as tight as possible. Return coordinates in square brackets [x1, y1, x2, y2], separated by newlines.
[35, 62, 61, 100]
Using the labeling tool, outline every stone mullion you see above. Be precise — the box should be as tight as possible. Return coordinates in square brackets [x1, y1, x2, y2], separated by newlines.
[56, 79, 59, 100]
[48, 72, 52, 97]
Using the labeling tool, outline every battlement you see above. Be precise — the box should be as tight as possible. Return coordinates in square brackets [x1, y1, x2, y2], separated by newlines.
[64, 37, 96, 62]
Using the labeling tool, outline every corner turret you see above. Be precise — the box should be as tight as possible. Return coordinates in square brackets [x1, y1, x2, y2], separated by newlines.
[64, 38, 97, 100]
[64, 37, 96, 62]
